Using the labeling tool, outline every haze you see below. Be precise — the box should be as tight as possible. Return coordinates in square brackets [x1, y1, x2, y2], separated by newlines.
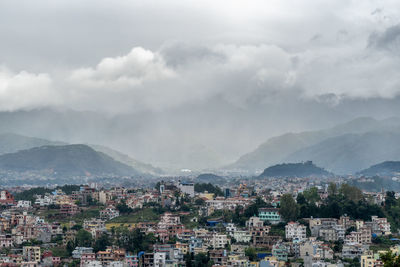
[1, 0, 400, 171]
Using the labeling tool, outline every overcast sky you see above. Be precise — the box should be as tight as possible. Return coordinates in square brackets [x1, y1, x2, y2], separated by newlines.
[1, 0, 400, 169]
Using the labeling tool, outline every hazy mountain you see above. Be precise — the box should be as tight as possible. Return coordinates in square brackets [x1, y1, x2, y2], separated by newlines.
[0, 144, 139, 177]
[0, 133, 163, 175]
[286, 132, 400, 174]
[258, 161, 331, 178]
[229, 117, 400, 173]
[88, 144, 164, 175]
[358, 161, 400, 176]
[0, 109, 227, 171]
[0, 133, 65, 155]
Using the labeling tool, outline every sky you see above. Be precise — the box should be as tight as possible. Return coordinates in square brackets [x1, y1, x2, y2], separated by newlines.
[1, 0, 400, 170]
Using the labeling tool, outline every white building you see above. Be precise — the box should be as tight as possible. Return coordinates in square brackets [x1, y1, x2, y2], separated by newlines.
[154, 252, 166, 267]
[232, 230, 251, 243]
[210, 233, 230, 249]
[285, 222, 307, 240]
[178, 181, 195, 197]
[34, 195, 53, 206]
[17, 201, 32, 209]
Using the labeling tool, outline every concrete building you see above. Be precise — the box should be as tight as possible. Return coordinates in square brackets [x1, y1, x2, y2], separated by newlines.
[285, 222, 307, 240]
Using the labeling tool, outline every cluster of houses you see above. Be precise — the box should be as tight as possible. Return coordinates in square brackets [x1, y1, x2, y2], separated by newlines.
[0, 177, 398, 267]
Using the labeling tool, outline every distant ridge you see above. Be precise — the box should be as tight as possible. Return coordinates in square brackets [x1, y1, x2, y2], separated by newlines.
[0, 133, 163, 175]
[0, 132, 65, 154]
[89, 144, 164, 175]
[228, 117, 400, 174]
[358, 161, 400, 176]
[258, 161, 332, 178]
[0, 144, 139, 177]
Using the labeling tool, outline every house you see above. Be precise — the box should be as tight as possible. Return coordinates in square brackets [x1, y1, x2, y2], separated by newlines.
[23, 246, 41, 263]
[285, 222, 306, 240]
[272, 242, 288, 261]
[72, 247, 94, 259]
[80, 253, 96, 267]
[16, 201, 31, 209]
[60, 203, 79, 216]
[0, 191, 15, 205]
[100, 206, 120, 220]
[178, 181, 195, 197]
[258, 208, 281, 224]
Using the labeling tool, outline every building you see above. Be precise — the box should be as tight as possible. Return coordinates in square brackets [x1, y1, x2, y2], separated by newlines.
[0, 190, 15, 205]
[100, 206, 120, 220]
[80, 253, 96, 267]
[210, 233, 230, 249]
[345, 226, 371, 244]
[178, 181, 195, 197]
[285, 222, 307, 240]
[16, 201, 31, 209]
[246, 216, 264, 229]
[23, 246, 41, 262]
[72, 247, 94, 259]
[258, 208, 281, 224]
[371, 216, 391, 235]
[272, 242, 288, 261]
[60, 203, 79, 216]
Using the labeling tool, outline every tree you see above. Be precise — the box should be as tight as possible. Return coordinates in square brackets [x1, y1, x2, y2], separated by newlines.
[194, 252, 213, 267]
[385, 191, 396, 209]
[327, 182, 338, 196]
[116, 201, 133, 214]
[93, 233, 112, 252]
[279, 194, 299, 222]
[339, 184, 363, 202]
[303, 187, 320, 204]
[115, 227, 156, 253]
[66, 241, 75, 256]
[195, 198, 205, 206]
[75, 229, 93, 247]
[245, 247, 257, 261]
[380, 251, 400, 267]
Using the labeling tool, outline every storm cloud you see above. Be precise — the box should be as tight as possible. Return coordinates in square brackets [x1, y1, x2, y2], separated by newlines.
[1, 0, 400, 169]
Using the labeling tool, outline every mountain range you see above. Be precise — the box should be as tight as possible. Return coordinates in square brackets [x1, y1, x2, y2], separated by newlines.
[0, 133, 162, 176]
[0, 144, 138, 177]
[228, 117, 400, 174]
[3, 116, 400, 176]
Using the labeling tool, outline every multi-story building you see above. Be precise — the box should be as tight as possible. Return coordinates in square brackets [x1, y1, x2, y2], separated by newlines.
[23, 246, 41, 263]
[258, 208, 281, 224]
[0, 190, 15, 205]
[371, 216, 391, 235]
[285, 222, 306, 240]
[345, 226, 372, 244]
[210, 233, 230, 249]
[178, 181, 195, 197]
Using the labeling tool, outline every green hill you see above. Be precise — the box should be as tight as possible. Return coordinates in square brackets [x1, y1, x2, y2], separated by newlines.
[0, 144, 139, 177]
[258, 161, 331, 178]
[358, 161, 400, 176]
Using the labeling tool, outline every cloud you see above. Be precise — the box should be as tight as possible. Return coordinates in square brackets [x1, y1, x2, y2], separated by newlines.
[70, 47, 175, 89]
[2, 36, 400, 114]
[1, 0, 400, 114]
[0, 67, 57, 111]
[368, 24, 400, 54]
